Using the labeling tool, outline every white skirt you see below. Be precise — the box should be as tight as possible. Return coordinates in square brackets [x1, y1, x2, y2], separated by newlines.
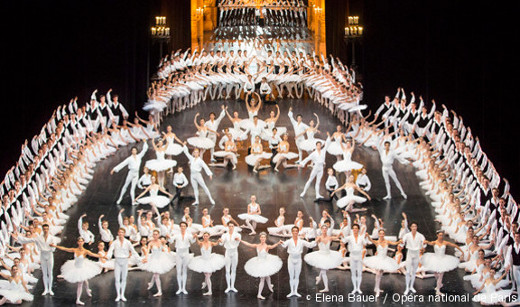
[336, 195, 367, 209]
[299, 138, 325, 152]
[165, 143, 184, 156]
[421, 252, 460, 272]
[326, 142, 343, 156]
[363, 254, 399, 272]
[304, 250, 344, 270]
[188, 254, 225, 273]
[229, 128, 249, 141]
[272, 152, 298, 164]
[137, 195, 171, 208]
[145, 158, 177, 172]
[60, 259, 102, 283]
[139, 251, 176, 274]
[244, 254, 283, 277]
[237, 213, 268, 224]
[245, 152, 272, 166]
[333, 160, 363, 173]
[187, 136, 215, 149]
[0, 287, 33, 302]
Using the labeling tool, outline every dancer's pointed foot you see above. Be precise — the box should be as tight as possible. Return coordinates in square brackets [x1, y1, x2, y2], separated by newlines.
[76, 299, 85, 305]
[401, 192, 407, 199]
[268, 284, 274, 292]
[319, 288, 329, 293]
[410, 287, 416, 293]
[203, 291, 212, 296]
[147, 282, 153, 290]
[257, 295, 265, 300]
[86, 289, 92, 297]
[201, 282, 207, 289]
[383, 195, 391, 200]
[153, 291, 162, 297]
[315, 276, 321, 285]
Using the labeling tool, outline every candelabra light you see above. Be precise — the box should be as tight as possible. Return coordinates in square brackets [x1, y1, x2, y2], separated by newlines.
[151, 16, 170, 38]
[192, 7, 204, 22]
[344, 15, 363, 77]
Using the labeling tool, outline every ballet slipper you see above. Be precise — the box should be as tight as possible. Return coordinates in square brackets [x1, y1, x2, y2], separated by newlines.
[319, 288, 329, 293]
[257, 295, 265, 300]
[201, 282, 207, 289]
[153, 291, 162, 297]
[203, 291, 212, 296]
[315, 276, 321, 285]
[76, 300, 85, 305]
[86, 289, 92, 297]
[268, 284, 274, 292]
[147, 282, 153, 290]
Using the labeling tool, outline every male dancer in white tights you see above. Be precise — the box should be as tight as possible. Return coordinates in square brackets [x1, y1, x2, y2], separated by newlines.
[205, 105, 226, 162]
[377, 140, 407, 199]
[288, 107, 309, 163]
[342, 223, 366, 294]
[171, 222, 196, 295]
[106, 228, 140, 302]
[280, 226, 316, 297]
[219, 222, 241, 293]
[182, 145, 215, 205]
[110, 140, 148, 204]
[401, 222, 425, 295]
[298, 136, 330, 199]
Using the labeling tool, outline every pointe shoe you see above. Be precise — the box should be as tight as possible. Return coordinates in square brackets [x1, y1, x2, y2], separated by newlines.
[49, 290, 54, 296]
[153, 291, 162, 297]
[121, 296, 127, 301]
[435, 290, 443, 296]
[375, 290, 380, 298]
[176, 289, 183, 295]
[87, 289, 92, 297]
[274, 167, 279, 172]
[319, 288, 329, 293]
[410, 287, 416, 293]
[249, 231, 256, 236]
[257, 294, 265, 300]
[315, 276, 321, 285]
[383, 195, 391, 200]
[201, 282, 207, 289]
[76, 300, 85, 305]
[253, 168, 258, 173]
[147, 282, 154, 290]
[268, 284, 274, 292]
[225, 288, 231, 293]
[203, 291, 212, 296]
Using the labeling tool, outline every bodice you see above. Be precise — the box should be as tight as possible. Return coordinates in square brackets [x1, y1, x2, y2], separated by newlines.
[306, 130, 315, 139]
[343, 150, 352, 161]
[74, 254, 85, 268]
[257, 248, 269, 259]
[376, 244, 389, 256]
[156, 151, 165, 160]
[318, 241, 332, 253]
[345, 186, 355, 196]
[199, 129, 208, 138]
[201, 246, 212, 258]
[434, 244, 446, 256]
[248, 110, 258, 120]
[149, 187, 159, 197]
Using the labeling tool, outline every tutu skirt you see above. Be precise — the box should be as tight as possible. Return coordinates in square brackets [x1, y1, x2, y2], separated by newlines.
[0, 288, 33, 302]
[244, 254, 283, 277]
[139, 251, 176, 274]
[336, 195, 367, 209]
[299, 138, 325, 152]
[145, 159, 177, 172]
[326, 142, 343, 156]
[187, 137, 215, 149]
[237, 213, 268, 224]
[272, 152, 298, 163]
[363, 255, 399, 272]
[304, 250, 344, 270]
[245, 152, 272, 166]
[165, 143, 184, 156]
[188, 254, 225, 273]
[137, 195, 171, 208]
[421, 252, 460, 272]
[333, 160, 363, 173]
[60, 258, 102, 283]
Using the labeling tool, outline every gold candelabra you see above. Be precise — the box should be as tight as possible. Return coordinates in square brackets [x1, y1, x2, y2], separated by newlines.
[151, 16, 170, 37]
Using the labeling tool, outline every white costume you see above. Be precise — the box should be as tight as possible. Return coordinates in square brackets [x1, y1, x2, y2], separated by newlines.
[182, 146, 215, 205]
[112, 142, 149, 204]
[171, 232, 196, 294]
[281, 237, 316, 297]
[106, 237, 140, 300]
[299, 137, 330, 199]
[401, 231, 425, 294]
[219, 230, 241, 291]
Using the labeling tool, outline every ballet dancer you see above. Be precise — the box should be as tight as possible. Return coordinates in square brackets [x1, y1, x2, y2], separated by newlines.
[281, 226, 317, 297]
[332, 174, 371, 212]
[106, 228, 141, 302]
[182, 144, 215, 206]
[401, 222, 425, 295]
[238, 195, 269, 235]
[219, 222, 241, 293]
[134, 175, 173, 208]
[140, 229, 176, 297]
[241, 233, 283, 299]
[325, 168, 339, 202]
[287, 107, 309, 163]
[205, 105, 227, 162]
[245, 135, 272, 173]
[110, 140, 149, 205]
[52, 238, 102, 305]
[342, 223, 367, 294]
[171, 222, 196, 295]
[273, 133, 299, 172]
[364, 230, 401, 297]
[12, 224, 58, 296]
[172, 166, 189, 203]
[378, 140, 407, 199]
[188, 232, 225, 296]
[144, 138, 177, 188]
[298, 134, 331, 200]
[0, 266, 33, 305]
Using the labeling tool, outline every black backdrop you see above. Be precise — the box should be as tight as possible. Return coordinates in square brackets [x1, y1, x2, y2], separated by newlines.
[1, 0, 519, 198]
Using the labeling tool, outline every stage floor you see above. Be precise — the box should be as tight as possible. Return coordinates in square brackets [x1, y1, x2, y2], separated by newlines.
[28, 98, 479, 306]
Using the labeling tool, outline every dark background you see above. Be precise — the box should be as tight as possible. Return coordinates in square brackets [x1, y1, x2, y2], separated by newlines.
[1, 0, 518, 198]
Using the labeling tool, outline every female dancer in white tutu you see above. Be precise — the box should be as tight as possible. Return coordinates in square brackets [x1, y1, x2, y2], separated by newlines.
[331, 174, 371, 212]
[267, 207, 292, 237]
[162, 125, 184, 157]
[187, 113, 218, 157]
[364, 230, 401, 297]
[188, 232, 226, 295]
[240, 233, 283, 299]
[262, 105, 286, 140]
[210, 137, 238, 170]
[200, 208, 226, 237]
[134, 176, 173, 208]
[238, 195, 268, 235]
[224, 109, 248, 143]
[333, 139, 363, 174]
[273, 134, 299, 172]
[423, 231, 464, 296]
[52, 237, 102, 305]
[297, 113, 324, 152]
[221, 207, 240, 230]
[145, 139, 177, 187]
[240, 92, 263, 130]
[246, 135, 272, 173]
[472, 268, 512, 305]
[140, 229, 176, 297]
[0, 266, 33, 305]
[304, 224, 344, 293]
[327, 125, 347, 161]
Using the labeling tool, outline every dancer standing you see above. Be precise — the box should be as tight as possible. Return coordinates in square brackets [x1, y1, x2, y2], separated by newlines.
[172, 167, 189, 203]
[287, 107, 309, 163]
[280, 226, 317, 297]
[241, 233, 283, 299]
[342, 223, 367, 294]
[110, 140, 149, 205]
[219, 223, 241, 293]
[364, 230, 400, 297]
[378, 140, 407, 199]
[205, 105, 227, 162]
[106, 228, 141, 302]
[140, 229, 176, 297]
[298, 134, 330, 200]
[401, 222, 425, 295]
[171, 222, 196, 295]
[182, 145, 215, 206]
[188, 232, 226, 295]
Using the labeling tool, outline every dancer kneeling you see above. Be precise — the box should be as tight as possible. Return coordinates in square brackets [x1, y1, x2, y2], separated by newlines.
[332, 174, 371, 212]
[241, 233, 283, 299]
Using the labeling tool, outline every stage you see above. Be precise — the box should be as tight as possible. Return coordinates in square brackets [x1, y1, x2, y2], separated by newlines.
[25, 98, 479, 307]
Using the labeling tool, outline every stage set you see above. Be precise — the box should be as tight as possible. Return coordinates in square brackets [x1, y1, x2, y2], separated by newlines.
[0, 0, 518, 306]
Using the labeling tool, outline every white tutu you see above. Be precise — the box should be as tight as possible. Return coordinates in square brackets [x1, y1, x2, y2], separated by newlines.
[326, 142, 343, 156]
[145, 158, 177, 172]
[244, 252, 283, 277]
[239, 119, 265, 130]
[333, 159, 363, 173]
[188, 253, 225, 273]
[336, 195, 367, 209]
[304, 249, 344, 270]
[245, 152, 272, 166]
[139, 248, 176, 274]
[363, 254, 399, 272]
[473, 286, 512, 305]
[137, 195, 171, 208]
[0, 282, 33, 302]
[165, 143, 184, 156]
[229, 128, 249, 141]
[272, 152, 298, 163]
[187, 136, 215, 149]
[267, 224, 293, 237]
[60, 256, 102, 283]
[421, 252, 459, 272]
[299, 138, 325, 152]
[237, 213, 268, 224]
[98, 259, 115, 270]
